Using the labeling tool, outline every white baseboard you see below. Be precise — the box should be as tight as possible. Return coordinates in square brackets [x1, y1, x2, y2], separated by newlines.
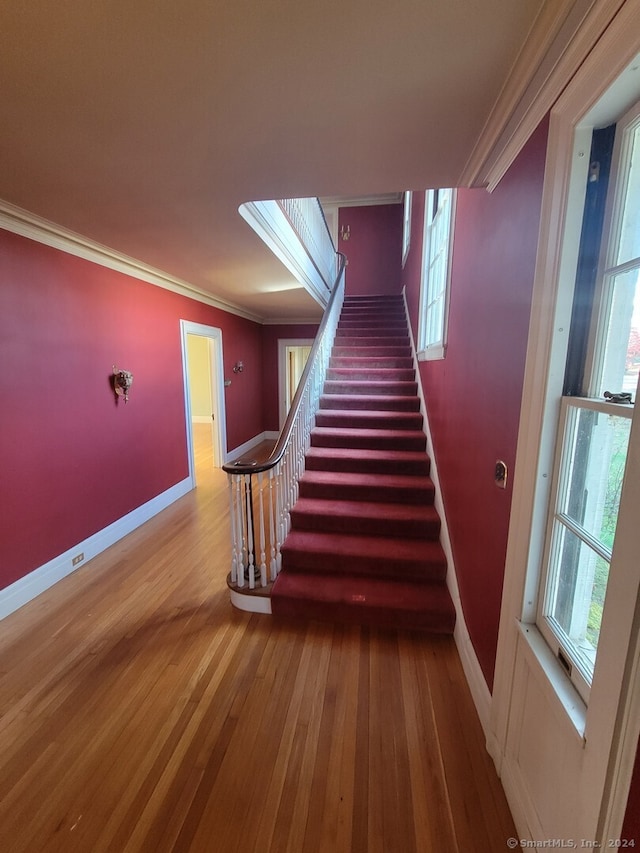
[0, 477, 193, 621]
[226, 431, 278, 464]
[401, 289, 492, 736]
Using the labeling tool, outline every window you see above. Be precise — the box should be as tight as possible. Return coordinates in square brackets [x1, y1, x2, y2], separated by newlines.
[537, 101, 640, 703]
[402, 191, 412, 267]
[417, 188, 456, 359]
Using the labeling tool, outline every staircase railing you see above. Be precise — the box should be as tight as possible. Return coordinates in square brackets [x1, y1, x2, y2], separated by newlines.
[223, 244, 346, 592]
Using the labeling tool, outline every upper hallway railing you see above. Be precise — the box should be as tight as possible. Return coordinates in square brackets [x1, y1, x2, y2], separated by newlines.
[239, 197, 338, 307]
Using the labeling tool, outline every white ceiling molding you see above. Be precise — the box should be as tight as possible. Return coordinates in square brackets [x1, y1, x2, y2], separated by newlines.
[0, 200, 263, 324]
[318, 194, 403, 208]
[460, 0, 626, 191]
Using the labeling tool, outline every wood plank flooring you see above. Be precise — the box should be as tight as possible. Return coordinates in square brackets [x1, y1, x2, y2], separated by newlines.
[0, 425, 516, 852]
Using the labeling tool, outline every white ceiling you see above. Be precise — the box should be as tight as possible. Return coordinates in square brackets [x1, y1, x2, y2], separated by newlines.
[0, 0, 571, 321]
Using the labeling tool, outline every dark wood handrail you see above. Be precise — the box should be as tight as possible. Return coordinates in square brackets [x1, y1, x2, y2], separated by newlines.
[223, 252, 347, 477]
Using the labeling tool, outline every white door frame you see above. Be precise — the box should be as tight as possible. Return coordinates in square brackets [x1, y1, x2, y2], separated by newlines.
[277, 338, 314, 428]
[490, 5, 640, 844]
[180, 321, 227, 481]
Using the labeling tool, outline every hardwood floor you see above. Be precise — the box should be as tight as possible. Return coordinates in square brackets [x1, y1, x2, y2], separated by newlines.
[0, 425, 516, 852]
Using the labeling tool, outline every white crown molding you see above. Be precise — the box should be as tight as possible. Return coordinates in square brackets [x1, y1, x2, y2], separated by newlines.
[460, 0, 625, 191]
[0, 199, 263, 324]
[319, 193, 403, 208]
[261, 315, 321, 326]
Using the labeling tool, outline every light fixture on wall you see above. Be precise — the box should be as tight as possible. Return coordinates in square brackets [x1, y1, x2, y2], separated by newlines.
[112, 366, 133, 403]
[340, 224, 350, 241]
[233, 361, 244, 373]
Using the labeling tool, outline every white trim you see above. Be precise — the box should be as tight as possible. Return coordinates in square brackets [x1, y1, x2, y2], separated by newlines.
[277, 338, 315, 428]
[181, 322, 228, 472]
[401, 191, 413, 268]
[461, 0, 627, 190]
[0, 200, 262, 323]
[0, 478, 191, 621]
[229, 588, 273, 614]
[403, 288, 491, 737]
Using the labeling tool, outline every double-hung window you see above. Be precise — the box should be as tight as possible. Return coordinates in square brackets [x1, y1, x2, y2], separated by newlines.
[417, 188, 456, 360]
[538, 101, 640, 703]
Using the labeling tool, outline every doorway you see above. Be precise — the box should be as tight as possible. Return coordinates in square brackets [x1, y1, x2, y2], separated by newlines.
[180, 321, 227, 484]
[278, 338, 313, 427]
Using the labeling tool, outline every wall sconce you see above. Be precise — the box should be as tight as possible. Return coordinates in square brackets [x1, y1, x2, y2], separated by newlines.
[340, 224, 350, 241]
[233, 361, 244, 373]
[112, 366, 133, 403]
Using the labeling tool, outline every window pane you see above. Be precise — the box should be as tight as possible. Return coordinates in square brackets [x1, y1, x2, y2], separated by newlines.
[598, 268, 640, 395]
[546, 522, 609, 679]
[615, 122, 640, 266]
[558, 406, 630, 550]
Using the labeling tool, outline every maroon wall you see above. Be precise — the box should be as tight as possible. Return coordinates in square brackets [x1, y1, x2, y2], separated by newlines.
[0, 229, 264, 591]
[261, 323, 319, 432]
[403, 118, 549, 689]
[338, 204, 403, 296]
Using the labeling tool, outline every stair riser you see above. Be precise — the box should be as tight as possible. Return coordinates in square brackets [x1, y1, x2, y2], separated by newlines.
[332, 347, 412, 358]
[315, 412, 423, 431]
[323, 382, 418, 397]
[304, 454, 430, 477]
[319, 394, 420, 412]
[334, 336, 410, 348]
[337, 324, 407, 334]
[329, 357, 414, 369]
[290, 509, 441, 540]
[281, 547, 446, 582]
[311, 431, 426, 452]
[299, 479, 434, 504]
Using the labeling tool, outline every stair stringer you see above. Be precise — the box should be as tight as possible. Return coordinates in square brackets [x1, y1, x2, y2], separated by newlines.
[401, 287, 492, 738]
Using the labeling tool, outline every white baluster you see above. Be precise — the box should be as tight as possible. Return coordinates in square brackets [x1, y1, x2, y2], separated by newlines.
[244, 474, 256, 589]
[228, 475, 239, 584]
[257, 471, 267, 587]
[234, 476, 245, 589]
[268, 469, 277, 580]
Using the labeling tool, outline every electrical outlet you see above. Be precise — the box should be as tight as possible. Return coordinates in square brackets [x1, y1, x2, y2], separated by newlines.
[72, 552, 84, 566]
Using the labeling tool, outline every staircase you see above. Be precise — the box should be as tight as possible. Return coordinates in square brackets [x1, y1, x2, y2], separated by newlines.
[271, 294, 456, 633]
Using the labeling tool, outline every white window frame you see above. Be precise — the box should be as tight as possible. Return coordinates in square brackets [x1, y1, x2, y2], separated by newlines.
[417, 188, 456, 361]
[402, 190, 413, 267]
[535, 99, 640, 704]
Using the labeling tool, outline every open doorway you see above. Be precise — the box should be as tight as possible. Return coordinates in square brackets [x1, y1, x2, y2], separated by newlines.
[278, 338, 313, 427]
[180, 321, 227, 485]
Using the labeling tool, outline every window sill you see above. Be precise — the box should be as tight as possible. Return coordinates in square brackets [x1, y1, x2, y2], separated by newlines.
[417, 344, 445, 361]
[517, 620, 587, 743]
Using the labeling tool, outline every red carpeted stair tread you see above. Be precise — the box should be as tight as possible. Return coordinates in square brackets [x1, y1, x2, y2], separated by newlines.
[304, 446, 431, 475]
[323, 379, 418, 396]
[311, 426, 426, 452]
[326, 367, 416, 381]
[271, 572, 455, 633]
[290, 497, 441, 539]
[332, 346, 412, 358]
[315, 409, 423, 431]
[329, 356, 414, 369]
[319, 393, 420, 412]
[280, 530, 446, 580]
[299, 469, 435, 502]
